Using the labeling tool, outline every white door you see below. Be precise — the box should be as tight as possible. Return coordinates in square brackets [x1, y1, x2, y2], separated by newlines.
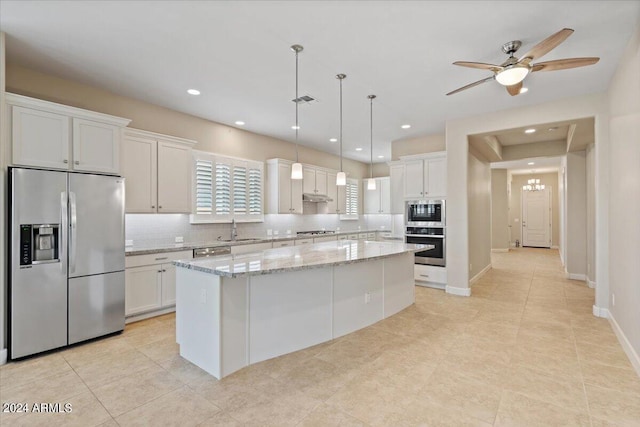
[157, 140, 192, 213]
[302, 167, 316, 194]
[161, 263, 176, 307]
[426, 157, 446, 197]
[404, 160, 424, 198]
[72, 118, 120, 174]
[121, 135, 157, 213]
[315, 169, 327, 195]
[290, 172, 303, 214]
[379, 177, 391, 214]
[389, 164, 405, 214]
[522, 188, 551, 248]
[277, 163, 292, 213]
[364, 180, 380, 214]
[327, 172, 338, 213]
[125, 265, 162, 316]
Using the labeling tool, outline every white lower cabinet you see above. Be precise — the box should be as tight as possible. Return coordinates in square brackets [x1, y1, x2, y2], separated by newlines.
[414, 264, 447, 287]
[273, 240, 294, 248]
[125, 250, 192, 318]
[295, 238, 313, 246]
[313, 235, 337, 243]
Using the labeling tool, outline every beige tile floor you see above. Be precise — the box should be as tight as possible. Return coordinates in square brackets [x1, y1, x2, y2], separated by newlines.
[1, 248, 639, 426]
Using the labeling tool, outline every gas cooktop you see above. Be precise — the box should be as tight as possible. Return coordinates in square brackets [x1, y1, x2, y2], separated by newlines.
[296, 230, 335, 236]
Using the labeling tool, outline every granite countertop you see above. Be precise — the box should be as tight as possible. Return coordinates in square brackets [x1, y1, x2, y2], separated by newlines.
[125, 229, 398, 256]
[173, 240, 429, 278]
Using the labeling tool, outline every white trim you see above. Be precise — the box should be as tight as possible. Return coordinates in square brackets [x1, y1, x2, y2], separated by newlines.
[445, 285, 471, 297]
[470, 263, 492, 285]
[588, 280, 596, 289]
[5, 92, 131, 127]
[0, 348, 7, 365]
[608, 311, 640, 377]
[398, 151, 446, 161]
[551, 245, 559, 249]
[567, 273, 587, 281]
[592, 305, 609, 318]
[491, 248, 509, 253]
[124, 127, 197, 146]
[125, 306, 175, 324]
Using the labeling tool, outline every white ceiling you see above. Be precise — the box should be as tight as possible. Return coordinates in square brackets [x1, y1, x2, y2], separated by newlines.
[1, 1, 638, 163]
[492, 156, 562, 175]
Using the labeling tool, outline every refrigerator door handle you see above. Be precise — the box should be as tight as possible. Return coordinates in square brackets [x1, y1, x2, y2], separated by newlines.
[61, 191, 68, 273]
[69, 191, 77, 274]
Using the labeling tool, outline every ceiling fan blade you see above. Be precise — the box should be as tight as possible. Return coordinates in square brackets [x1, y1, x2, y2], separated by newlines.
[519, 28, 574, 64]
[531, 57, 600, 72]
[506, 82, 523, 96]
[446, 76, 495, 96]
[453, 61, 502, 72]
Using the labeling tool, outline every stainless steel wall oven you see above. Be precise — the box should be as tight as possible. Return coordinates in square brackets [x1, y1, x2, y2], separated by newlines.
[405, 227, 446, 267]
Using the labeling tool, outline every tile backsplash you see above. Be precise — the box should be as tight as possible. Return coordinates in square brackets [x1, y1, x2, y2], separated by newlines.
[125, 214, 404, 247]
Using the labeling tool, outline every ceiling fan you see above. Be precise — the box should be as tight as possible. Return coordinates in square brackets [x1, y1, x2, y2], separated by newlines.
[446, 28, 600, 96]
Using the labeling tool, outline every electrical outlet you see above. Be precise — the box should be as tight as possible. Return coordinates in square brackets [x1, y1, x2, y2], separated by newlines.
[364, 292, 371, 304]
[125, 239, 133, 247]
[273, 230, 279, 236]
[175, 236, 184, 243]
[266, 229, 273, 236]
[612, 293, 615, 306]
[286, 229, 292, 235]
[200, 289, 206, 304]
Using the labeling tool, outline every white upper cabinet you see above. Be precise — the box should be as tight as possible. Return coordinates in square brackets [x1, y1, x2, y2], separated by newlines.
[401, 153, 447, 199]
[363, 177, 391, 214]
[266, 159, 303, 214]
[7, 93, 130, 173]
[72, 118, 120, 174]
[303, 166, 328, 195]
[121, 128, 196, 214]
[326, 172, 344, 214]
[389, 163, 405, 214]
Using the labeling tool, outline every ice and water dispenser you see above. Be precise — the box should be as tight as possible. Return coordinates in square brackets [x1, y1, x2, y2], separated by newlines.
[20, 224, 60, 265]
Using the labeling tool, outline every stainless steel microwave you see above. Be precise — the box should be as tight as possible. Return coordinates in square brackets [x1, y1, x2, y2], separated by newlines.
[406, 199, 445, 227]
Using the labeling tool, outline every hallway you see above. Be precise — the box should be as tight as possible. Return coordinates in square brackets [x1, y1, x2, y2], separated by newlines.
[1, 249, 638, 426]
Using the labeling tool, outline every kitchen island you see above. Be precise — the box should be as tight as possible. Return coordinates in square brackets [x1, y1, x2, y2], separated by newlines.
[174, 240, 427, 379]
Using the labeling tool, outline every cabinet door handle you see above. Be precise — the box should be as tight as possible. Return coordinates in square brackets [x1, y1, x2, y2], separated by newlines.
[419, 274, 430, 278]
[151, 205, 155, 209]
[158, 270, 162, 273]
[162, 269, 166, 273]
[158, 206, 162, 209]
[155, 257, 168, 261]
[63, 159, 68, 164]
[74, 161, 80, 165]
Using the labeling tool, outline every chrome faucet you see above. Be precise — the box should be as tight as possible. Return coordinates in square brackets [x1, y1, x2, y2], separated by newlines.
[231, 219, 238, 242]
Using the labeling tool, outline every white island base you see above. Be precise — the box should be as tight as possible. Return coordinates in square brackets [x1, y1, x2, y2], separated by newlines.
[176, 251, 415, 379]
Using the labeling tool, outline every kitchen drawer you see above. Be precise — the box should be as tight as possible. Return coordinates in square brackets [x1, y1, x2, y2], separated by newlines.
[414, 264, 447, 284]
[337, 235, 348, 241]
[367, 232, 376, 239]
[295, 238, 313, 246]
[125, 250, 193, 268]
[358, 233, 368, 239]
[273, 240, 294, 248]
[348, 234, 358, 240]
[313, 235, 337, 243]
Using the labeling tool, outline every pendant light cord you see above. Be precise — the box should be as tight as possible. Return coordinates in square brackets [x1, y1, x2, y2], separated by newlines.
[370, 96, 373, 180]
[295, 49, 299, 163]
[339, 77, 343, 172]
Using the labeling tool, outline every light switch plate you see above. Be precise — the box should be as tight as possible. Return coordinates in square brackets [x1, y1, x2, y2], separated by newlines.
[175, 236, 184, 243]
[125, 240, 133, 247]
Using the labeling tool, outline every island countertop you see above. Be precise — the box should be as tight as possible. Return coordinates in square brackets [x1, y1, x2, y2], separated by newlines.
[173, 239, 429, 278]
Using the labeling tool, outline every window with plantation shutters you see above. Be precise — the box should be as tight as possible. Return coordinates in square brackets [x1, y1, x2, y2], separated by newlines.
[340, 178, 359, 220]
[191, 151, 264, 223]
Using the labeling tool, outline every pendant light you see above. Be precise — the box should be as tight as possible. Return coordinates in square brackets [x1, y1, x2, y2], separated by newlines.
[290, 44, 304, 180]
[336, 73, 347, 186]
[367, 95, 377, 191]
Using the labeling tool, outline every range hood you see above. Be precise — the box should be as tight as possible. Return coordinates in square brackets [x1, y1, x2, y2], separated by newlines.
[303, 193, 333, 203]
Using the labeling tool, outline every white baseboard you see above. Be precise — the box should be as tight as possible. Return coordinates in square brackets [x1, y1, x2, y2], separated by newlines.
[588, 280, 596, 289]
[445, 286, 471, 297]
[0, 348, 7, 365]
[470, 264, 492, 286]
[567, 273, 587, 281]
[125, 306, 176, 324]
[592, 305, 609, 318]
[491, 249, 509, 253]
[608, 311, 640, 377]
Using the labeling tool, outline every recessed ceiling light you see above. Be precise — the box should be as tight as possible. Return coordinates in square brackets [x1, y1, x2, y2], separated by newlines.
[377, 155, 384, 159]
[187, 89, 200, 95]
[519, 87, 529, 94]
[355, 148, 363, 151]
[291, 125, 300, 130]
[329, 138, 337, 142]
[401, 124, 411, 129]
[528, 162, 535, 165]
[235, 121, 245, 126]
[525, 128, 536, 134]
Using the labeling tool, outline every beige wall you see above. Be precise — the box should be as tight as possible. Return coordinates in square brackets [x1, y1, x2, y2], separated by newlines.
[468, 151, 492, 279]
[372, 162, 390, 177]
[501, 140, 567, 161]
[491, 169, 509, 250]
[586, 144, 596, 284]
[566, 151, 587, 276]
[509, 172, 560, 248]
[6, 64, 369, 178]
[607, 20, 640, 361]
[391, 133, 445, 160]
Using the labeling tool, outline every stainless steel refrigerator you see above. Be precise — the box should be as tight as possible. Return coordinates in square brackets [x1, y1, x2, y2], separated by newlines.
[9, 167, 125, 359]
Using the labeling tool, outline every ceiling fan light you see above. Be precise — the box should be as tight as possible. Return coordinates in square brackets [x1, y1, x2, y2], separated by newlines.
[495, 66, 529, 86]
[367, 178, 377, 190]
[336, 171, 346, 186]
[291, 162, 303, 180]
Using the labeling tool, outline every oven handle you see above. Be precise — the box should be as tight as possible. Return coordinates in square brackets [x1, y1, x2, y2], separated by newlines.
[405, 234, 445, 238]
